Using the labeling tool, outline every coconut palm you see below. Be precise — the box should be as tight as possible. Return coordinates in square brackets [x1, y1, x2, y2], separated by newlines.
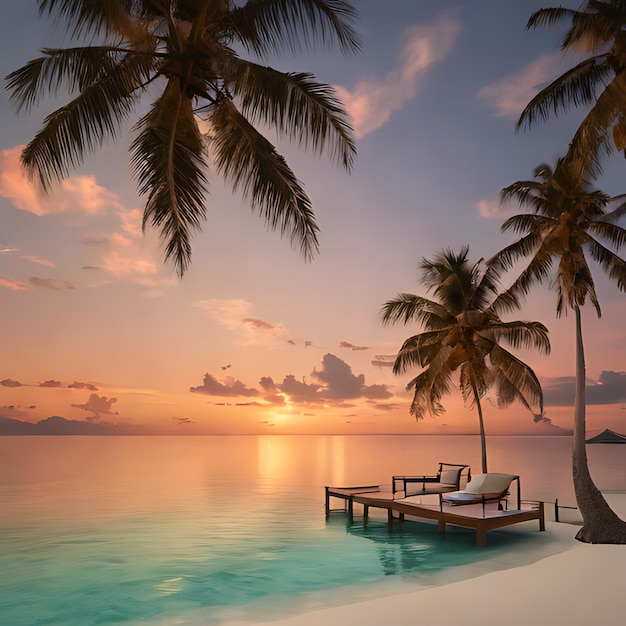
[488, 157, 626, 543]
[4, 0, 360, 276]
[517, 0, 626, 177]
[381, 246, 550, 474]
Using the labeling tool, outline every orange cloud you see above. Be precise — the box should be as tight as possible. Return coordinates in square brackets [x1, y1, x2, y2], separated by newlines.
[0, 278, 29, 291]
[0, 146, 122, 215]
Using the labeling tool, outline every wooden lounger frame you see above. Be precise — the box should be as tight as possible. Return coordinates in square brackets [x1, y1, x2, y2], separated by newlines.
[325, 486, 545, 547]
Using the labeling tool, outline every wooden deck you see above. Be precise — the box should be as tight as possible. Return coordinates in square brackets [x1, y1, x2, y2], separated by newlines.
[326, 486, 545, 547]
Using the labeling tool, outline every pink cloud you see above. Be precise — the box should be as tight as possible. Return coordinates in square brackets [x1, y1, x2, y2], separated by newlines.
[476, 197, 515, 219]
[335, 11, 461, 138]
[117, 208, 143, 238]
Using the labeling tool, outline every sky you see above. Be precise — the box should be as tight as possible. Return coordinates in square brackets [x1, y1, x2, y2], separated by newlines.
[1, 1, 625, 437]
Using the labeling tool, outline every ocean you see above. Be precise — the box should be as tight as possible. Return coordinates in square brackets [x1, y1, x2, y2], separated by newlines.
[1, 435, 624, 625]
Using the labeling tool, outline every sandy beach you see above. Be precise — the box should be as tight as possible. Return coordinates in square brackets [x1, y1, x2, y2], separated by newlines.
[238, 493, 626, 626]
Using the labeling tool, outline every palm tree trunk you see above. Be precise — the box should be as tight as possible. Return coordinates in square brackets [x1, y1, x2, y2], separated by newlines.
[572, 305, 626, 543]
[470, 372, 488, 473]
[476, 396, 488, 474]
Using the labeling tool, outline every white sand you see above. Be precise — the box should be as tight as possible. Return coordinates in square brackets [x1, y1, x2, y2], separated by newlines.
[231, 494, 626, 626]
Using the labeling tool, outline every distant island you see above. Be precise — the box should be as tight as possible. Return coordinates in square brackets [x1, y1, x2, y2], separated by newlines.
[0, 414, 576, 436]
[0, 415, 133, 436]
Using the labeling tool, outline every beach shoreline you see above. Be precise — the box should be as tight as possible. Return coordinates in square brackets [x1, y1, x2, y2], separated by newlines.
[225, 493, 626, 626]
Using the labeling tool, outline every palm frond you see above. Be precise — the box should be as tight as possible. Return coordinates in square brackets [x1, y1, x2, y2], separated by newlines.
[486, 231, 545, 274]
[419, 246, 476, 315]
[229, 61, 355, 170]
[130, 80, 208, 277]
[602, 196, 626, 222]
[500, 181, 554, 215]
[380, 294, 454, 328]
[420, 246, 470, 290]
[563, 2, 624, 52]
[555, 250, 600, 316]
[393, 330, 453, 374]
[405, 350, 454, 420]
[230, 0, 361, 57]
[587, 237, 626, 291]
[587, 219, 626, 249]
[526, 7, 577, 32]
[489, 344, 544, 413]
[5, 46, 152, 113]
[563, 69, 626, 176]
[459, 359, 491, 407]
[209, 97, 319, 262]
[38, 0, 138, 39]
[489, 286, 524, 316]
[516, 56, 612, 132]
[18, 50, 148, 190]
[487, 320, 551, 355]
[507, 246, 557, 304]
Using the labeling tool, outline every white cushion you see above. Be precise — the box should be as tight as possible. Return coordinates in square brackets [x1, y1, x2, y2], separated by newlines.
[463, 473, 515, 495]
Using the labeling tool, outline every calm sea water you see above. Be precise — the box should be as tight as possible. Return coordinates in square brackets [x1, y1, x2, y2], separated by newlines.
[1, 435, 624, 625]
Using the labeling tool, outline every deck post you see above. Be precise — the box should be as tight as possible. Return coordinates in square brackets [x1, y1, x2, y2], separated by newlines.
[325, 486, 330, 517]
[476, 523, 487, 547]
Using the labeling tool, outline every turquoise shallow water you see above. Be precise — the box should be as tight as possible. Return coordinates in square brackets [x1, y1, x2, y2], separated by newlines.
[1, 435, 624, 625]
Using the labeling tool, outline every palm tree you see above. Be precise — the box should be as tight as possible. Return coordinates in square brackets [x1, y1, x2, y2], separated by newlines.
[488, 157, 626, 543]
[517, 0, 626, 177]
[381, 247, 550, 474]
[4, 0, 360, 276]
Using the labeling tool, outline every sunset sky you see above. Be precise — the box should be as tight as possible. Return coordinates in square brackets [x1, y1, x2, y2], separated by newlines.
[1, 0, 625, 436]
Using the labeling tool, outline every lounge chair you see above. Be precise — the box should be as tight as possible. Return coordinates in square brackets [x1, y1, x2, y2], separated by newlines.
[439, 472, 520, 516]
[392, 462, 471, 497]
